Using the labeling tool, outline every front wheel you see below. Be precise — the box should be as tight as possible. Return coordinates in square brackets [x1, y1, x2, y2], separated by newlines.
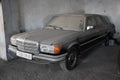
[104, 33, 114, 46]
[60, 47, 79, 71]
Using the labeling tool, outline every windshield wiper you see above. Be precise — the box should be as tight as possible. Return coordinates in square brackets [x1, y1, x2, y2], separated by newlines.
[47, 25, 63, 30]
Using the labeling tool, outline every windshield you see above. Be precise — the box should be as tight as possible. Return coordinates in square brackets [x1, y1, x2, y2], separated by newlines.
[46, 14, 84, 31]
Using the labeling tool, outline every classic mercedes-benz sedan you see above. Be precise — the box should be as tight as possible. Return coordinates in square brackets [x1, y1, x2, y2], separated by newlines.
[9, 14, 115, 70]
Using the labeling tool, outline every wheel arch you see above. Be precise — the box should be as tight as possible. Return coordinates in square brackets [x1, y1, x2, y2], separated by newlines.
[67, 42, 79, 50]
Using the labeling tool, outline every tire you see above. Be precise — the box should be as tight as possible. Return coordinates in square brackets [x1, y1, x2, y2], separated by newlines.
[118, 50, 120, 73]
[59, 61, 69, 72]
[60, 47, 79, 71]
[104, 36, 110, 46]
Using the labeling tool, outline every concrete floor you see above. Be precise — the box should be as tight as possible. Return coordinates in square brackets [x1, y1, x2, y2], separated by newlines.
[0, 45, 120, 80]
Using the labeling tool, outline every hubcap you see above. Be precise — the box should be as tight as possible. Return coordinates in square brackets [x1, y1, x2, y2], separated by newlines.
[67, 51, 77, 67]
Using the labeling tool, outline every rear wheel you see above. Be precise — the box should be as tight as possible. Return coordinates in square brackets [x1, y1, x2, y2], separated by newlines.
[104, 33, 114, 46]
[60, 47, 79, 71]
[118, 50, 120, 73]
[104, 36, 110, 46]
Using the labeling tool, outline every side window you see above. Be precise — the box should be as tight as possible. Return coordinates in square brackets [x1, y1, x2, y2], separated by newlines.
[86, 17, 96, 30]
[101, 16, 110, 24]
[95, 16, 104, 25]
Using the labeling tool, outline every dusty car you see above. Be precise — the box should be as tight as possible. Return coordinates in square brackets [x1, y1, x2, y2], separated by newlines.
[9, 14, 115, 70]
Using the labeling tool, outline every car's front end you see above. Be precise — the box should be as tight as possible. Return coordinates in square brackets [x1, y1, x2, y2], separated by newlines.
[9, 45, 67, 62]
[9, 29, 79, 63]
[9, 37, 67, 63]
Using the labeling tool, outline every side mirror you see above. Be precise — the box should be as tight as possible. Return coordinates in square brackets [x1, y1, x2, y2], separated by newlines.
[87, 26, 94, 30]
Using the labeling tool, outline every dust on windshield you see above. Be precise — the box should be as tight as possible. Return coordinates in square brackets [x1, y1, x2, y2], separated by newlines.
[46, 14, 85, 31]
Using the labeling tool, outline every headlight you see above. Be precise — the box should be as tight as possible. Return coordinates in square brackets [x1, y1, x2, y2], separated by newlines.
[10, 36, 17, 46]
[40, 44, 62, 54]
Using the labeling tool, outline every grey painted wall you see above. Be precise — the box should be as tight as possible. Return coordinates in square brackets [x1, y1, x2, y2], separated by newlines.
[19, 0, 85, 31]
[85, 0, 120, 33]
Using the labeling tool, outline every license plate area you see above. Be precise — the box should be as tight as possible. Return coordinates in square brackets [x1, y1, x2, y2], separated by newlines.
[16, 51, 32, 60]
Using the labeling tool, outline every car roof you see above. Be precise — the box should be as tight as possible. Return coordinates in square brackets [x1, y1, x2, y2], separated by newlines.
[84, 14, 101, 17]
[58, 13, 102, 17]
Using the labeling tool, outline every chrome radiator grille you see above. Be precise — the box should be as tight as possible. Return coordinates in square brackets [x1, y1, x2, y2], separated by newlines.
[16, 40, 39, 54]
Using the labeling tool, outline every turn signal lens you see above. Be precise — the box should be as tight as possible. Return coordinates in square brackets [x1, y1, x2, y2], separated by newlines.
[54, 46, 62, 54]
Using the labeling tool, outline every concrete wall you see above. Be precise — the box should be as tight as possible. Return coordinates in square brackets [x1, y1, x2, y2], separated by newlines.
[85, 0, 120, 33]
[19, 0, 120, 33]
[19, 0, 85, 31]
[0, 2, 7, 60]
[2, 0, 20, 60]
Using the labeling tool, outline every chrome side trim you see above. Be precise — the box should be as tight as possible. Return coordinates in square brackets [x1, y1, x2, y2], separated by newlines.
[80, 34, 107, 46]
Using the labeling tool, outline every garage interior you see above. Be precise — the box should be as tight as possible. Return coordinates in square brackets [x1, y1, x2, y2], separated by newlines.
[0, 0, 120, 80]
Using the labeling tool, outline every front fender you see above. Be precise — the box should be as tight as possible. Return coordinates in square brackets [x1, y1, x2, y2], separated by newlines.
[67, 42, 79, 50]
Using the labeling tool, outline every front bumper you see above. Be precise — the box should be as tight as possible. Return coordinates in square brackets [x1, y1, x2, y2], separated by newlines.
[8, 45, 67, 62]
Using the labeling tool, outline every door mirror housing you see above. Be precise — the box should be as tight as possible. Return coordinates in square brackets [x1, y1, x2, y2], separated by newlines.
[87, 26, 94, 30]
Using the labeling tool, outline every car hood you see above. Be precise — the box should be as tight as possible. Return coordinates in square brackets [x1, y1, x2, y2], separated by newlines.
[16, 29, 82, 45]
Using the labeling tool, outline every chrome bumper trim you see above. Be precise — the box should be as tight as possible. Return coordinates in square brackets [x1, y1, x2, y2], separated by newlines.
[9, 45, 66, 62]
[33, 53, 66, 62]
[8, 45, 17, 53]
